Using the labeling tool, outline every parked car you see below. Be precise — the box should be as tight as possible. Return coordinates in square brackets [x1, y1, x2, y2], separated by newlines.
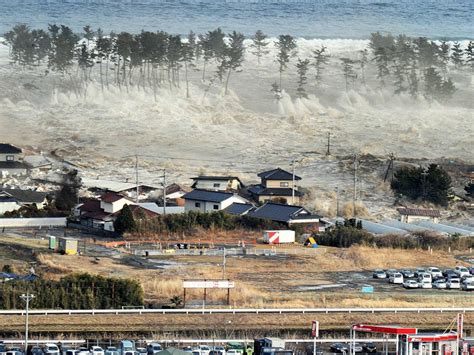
[417, 273, 432, 283]
[419, 280, 432, 289]
[401, 270, 415, 278]
[43, 345, 60, 355]
[30, 347, 44, 355]
[443, 269, 457, 278]
[373, 270, 387, 279]
[225, 351, 240, 355]
[415, 268, 426, 278]
[329, 343, 349, 353]
[197, 346, 211, 355]
[427, 267, 443, 278]
[90, 348, 104, 355]
[447, 278, 461, 289]
[136, 348, 147, 355]
[65, 351, 78, 355]
[455, 266, 470, 278]
[461, 275, 474, 283]
[104, 348, 118, 355]
[147, 344, 162, 355]
[0, 342, 6, 355]
[76, 348, 89, 355]
[182, 348, 193, 354]
[433, 279, 447, 289]
[362, 343, 377, 353]
[349, 344, 363, 353]
[389, 272, 403, 284]
[461, 281, 474, 291]
[385, 269, 397, 277]
[469, 266, 474, 275]
[7, 348, 24, 355]
[211, 347, 226, 355]
[403, 280, 419, 289]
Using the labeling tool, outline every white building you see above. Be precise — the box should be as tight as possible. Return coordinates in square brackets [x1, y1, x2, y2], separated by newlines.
[183, 189, 248, 213]
[191, 176, 243, 191]
[0, 143, 29, 176]
[397, 208, 441, 224]
[100, 192, 135, 213]
[0, 189, 48, 215]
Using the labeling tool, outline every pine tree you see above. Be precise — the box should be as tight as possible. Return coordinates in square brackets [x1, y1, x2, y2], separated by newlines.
[438, 41, 450, 76]
[465, 41, 474, 69]
[451, 41, 464, 68]
[340, 57, 357, 90]
[358, 49, 369, 86]
[221, 31, 245, 95]
[295, 58, 310, 98]
[275, 34, 297, 92]
[114, 204, 136, 234]
[373, 46, 390, 86]
[423, 67, 443, 102]
[249, 30, 269, 65]
[312, 46, 330, 87]
[408, 66, 419, 99]
[440, 78, 456, 101]
[392, 62, 407, 95]
[182, 31, 196, 98]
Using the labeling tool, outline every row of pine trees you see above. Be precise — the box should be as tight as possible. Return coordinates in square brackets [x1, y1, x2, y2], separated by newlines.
[0, 273, 144, 309]
[3, 25, 473, 102]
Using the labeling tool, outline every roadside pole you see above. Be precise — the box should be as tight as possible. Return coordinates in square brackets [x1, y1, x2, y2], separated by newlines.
[20, 292, 35, 353]
[311, 320, 319, 355]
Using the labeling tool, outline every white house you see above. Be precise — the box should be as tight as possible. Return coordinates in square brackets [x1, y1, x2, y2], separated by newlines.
[100, 192, 135, 213]
[183, 189, 248, 213]
[0, 189, 48, 215]
[191, 176, 244, 191]
[397, 208, 441, 223]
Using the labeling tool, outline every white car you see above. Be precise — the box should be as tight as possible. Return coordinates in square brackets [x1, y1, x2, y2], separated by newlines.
[90, 347, 104, 355]
[419, 280, 432, 289]
[433, 279, 447, 289]
[403, 280, 418, 289]
[226, 351, 242, 355]
[427, 267, 442, 278]
[455, 266, 470, 278]
[418, 272, 432, 283]
[447, 278, 461, 289]
[462, 275, 474, 283]
[461, 281, 474, 291]
[389, 272, 403, 284]
[44, 345, 60, 355]
[194, 346, 211, 355]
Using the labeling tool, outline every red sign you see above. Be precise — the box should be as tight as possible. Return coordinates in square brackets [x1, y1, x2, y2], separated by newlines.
[311, 320, 319, 338]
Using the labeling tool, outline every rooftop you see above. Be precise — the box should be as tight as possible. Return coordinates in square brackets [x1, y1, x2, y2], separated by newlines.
[0, 189, 47, 203]
[191, 175, 241, 181]
[249, 202, 320, 223]
[101, 192, 131, 203]
[183, 189, 236, 203]
[223, 202, 255, 215]
[397, 208, 441, 218]
[0, 143, 22, 154]
[257, 168, 301, 181]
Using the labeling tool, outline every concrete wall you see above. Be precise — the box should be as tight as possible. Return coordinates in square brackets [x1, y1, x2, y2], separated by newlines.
[257, 195, 300, 205]
[0, 153, 20, 162]
[193, 179, 241, 191]
[0, 217, 67, 228]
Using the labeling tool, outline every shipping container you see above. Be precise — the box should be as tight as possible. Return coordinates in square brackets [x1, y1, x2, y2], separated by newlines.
[48, 235, 56, 250]
[263, 230, 295, 244]
[58, 237, 79, 255]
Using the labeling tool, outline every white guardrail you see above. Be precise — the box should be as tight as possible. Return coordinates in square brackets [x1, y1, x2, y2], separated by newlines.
[0, 307, 472, 316]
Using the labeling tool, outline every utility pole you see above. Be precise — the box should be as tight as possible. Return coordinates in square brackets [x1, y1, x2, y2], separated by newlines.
[353, 154, 358, 218]
[135, 155, 139, 203]
[335, 187, 339, 217]
[422, 168, 428, 201]
[326, 132, 331, 156]
[162, 169, 167, 216]
[291, 159, 296, 205]
[222, 247, 226, 279]
[20, 292, 35, 353]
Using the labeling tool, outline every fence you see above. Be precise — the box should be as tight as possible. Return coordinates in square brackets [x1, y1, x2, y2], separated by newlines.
[134, 247, 325, 257]
[0, 217, 67, 228]
[0, 307, 472, 316]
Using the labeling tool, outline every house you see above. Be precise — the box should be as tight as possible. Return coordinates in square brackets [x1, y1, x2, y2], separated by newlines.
[0, 188, 48, 215]
[248, 168, 302, 205]
[138, 202, 185, 215]
[190, 176, 244, 191]
[76, 193, 160, 232]
[183, 189, 249, 213]
[397, 208, 441, 224]
[23, 155, 53, 172]
[248, 202, 322, 231]
[0, 143, 29, 176]
[81, 178, 158, 200]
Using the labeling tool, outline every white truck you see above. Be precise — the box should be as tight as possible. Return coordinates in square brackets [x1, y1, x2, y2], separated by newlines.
[263, 230, 295, 244]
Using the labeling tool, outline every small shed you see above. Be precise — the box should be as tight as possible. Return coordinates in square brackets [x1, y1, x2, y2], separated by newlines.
[397, 208, 441, 224]
[58, 237, 79, 255]
[48, 235, 57, 250]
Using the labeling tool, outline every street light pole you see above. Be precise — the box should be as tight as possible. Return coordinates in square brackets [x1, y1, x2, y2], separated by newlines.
[20, 292, 35, 353]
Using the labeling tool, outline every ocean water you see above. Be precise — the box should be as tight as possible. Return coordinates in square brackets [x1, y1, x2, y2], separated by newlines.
[0, 0, 472, 39]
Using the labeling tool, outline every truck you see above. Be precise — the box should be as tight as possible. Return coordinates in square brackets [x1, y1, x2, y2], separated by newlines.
[263, 230, 295, 244]
[254, 338, 289, 355]
[119, 341, 135, 355]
